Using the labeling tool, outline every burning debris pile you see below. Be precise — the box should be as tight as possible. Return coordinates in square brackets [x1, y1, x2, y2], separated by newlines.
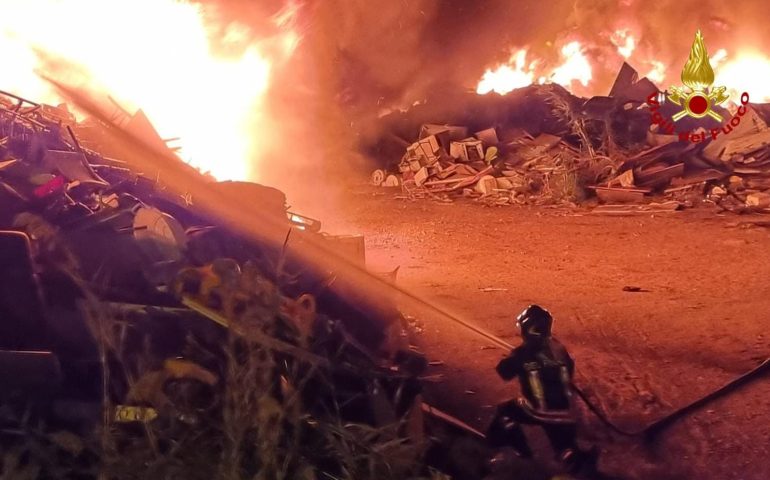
[371, 120, 598, 206]
[368, 62, 770, 213]
[0, 89, 500, 479]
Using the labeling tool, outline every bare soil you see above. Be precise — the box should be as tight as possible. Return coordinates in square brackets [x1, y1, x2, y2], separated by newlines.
[329, 189, 770, 480]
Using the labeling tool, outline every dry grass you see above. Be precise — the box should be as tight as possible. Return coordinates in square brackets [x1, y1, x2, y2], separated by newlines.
[541, 88, 620, 199]
[0, 225, 442, 480]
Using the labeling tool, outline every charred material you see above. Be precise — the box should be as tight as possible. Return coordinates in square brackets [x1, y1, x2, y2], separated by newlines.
[365, 62, 770, 214]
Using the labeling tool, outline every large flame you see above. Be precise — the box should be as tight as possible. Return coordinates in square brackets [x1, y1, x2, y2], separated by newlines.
[550, 41, 592, 88]
[0, 0, 298, 181]
[714, 50, 770, 103]
[476, 49, 537, 95]
[476, 41, 592, 95]
[476, 25, 770, 105]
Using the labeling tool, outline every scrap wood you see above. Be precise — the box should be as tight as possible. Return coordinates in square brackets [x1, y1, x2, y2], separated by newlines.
[664, 183, 705, 195]
[703, 107, 769, 161]
[732, 167, 766, 175]
[448, 165, 495, 191]
[669, 169, 726, 186]
[719, 130, 770, 160]
[608, 169, 634, 188]
[435, 163, 458, 178]
[369, 63, 770, 210]
[422, 176, 469, 187]
[591, 186, 650, 203]
[634, 162, 685, 187]
[619, 142, 693, 172]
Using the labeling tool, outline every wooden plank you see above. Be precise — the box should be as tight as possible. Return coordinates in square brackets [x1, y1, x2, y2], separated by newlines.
[720, 130, 770, 159]
[619, 141, 692, 171]
[669, 169, 725, 186]
[635, 162, 685, 187]
[592, 186, 650, 203]
[704, 108, 770, 161]
[449, 165, 495, 191]
[423, 176, 470, 186]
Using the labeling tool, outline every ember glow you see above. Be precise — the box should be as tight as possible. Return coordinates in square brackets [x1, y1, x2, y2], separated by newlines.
[0, 0, 299, 181]
[476, 41, 592, 95]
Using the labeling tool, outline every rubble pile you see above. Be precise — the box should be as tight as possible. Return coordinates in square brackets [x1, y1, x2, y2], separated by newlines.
[372, 123, 608, 206]
[0, 89, 498, 479]
[368, 63, 770, 213]
[606, 107, 770, 213]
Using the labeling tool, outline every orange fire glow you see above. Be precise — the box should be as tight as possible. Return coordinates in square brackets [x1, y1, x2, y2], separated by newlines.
[550, 41, 592, 88]
[476, 49, 537, 95]
[0, 0, 299, 181]
[713, 50, 770, 102]
[610, 28, 666, 84]
[645, 60, 666, 85]
[477, 27, 770, 105]
[611, 29, 636, 59]
[476, 41, 592, 95]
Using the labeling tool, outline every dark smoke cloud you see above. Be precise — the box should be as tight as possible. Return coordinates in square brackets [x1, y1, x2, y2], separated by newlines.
[305, 1, 572, 107]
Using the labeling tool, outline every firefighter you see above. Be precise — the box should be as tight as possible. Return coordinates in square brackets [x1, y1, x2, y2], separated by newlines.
[486, 304, 596, 473]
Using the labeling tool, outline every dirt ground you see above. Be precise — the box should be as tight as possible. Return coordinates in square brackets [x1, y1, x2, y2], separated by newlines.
[328, 189, 770, 480]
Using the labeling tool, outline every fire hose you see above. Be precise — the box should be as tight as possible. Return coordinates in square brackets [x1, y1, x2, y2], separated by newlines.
[569, 383, 641, 437]
[575, 357, 770, 439]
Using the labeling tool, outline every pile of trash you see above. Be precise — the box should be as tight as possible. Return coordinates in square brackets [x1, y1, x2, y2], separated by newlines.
[598, 105, 770, 213]
[0, 88, 509, 479]
[370, 123, 604, 206]
[367, 62, 770, 213]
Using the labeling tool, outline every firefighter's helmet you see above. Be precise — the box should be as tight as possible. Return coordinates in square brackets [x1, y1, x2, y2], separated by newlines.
[516, 304, 553, 341]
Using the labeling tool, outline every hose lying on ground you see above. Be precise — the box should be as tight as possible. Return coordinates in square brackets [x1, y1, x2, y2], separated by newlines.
[572, 356, 770, 440]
